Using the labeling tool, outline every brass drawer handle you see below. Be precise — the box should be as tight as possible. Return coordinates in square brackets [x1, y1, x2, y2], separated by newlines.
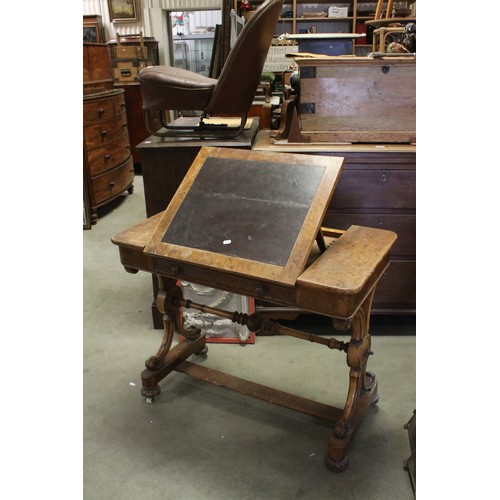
[109, 181, 116, 187]
[104, 154, 111, 160]
[100, 129, 108, 137]
[98, 107, 104, 115]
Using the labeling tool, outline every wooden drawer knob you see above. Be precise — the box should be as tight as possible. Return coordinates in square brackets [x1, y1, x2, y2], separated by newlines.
[109, 181, 115, 187]
[100, 130, 108, 137]
[104, 154, 111, 160]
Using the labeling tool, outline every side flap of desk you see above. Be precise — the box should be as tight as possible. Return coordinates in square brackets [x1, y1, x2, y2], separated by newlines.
[111, 212, 163, 273]
[295, 225, 397, 318]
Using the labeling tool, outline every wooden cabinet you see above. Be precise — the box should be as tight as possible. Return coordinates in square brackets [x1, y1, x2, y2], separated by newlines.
[83, 43, 114, 95]
[83, 89, 135, 224]
[83, 15, 105, 43]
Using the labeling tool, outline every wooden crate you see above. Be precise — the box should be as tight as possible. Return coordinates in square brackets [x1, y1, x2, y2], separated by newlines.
[112, 58, 150, 84]
[296, 56, 416, 143]
[109, 32, 154, 84]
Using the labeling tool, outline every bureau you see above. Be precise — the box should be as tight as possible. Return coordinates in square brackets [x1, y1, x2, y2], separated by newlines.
[83, 89, 135, 224]
[253, 131, 416, 315]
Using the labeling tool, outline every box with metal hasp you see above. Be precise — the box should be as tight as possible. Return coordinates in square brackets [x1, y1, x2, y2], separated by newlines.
[109, 32, 153, 84]
[273, 53, 416, 144]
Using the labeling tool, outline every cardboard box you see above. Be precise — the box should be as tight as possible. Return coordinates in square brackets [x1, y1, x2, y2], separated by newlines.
[328, 5, 349, 17]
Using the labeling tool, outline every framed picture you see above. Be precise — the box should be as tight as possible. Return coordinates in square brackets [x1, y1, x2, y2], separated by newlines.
[108, 0, 139, 23]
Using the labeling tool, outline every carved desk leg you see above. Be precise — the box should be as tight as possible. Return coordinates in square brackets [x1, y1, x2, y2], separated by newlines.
[140, 278, 207, 403]
[325, 289, 379, 472]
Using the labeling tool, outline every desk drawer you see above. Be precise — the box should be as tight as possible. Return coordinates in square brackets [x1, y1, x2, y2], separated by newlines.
[323, 213, 415, 257]
[92, 156, 134, 206]
[86, 135, 131, 176]
[84, 114, 128, 148]
[152, 258, 295, 306]
[330, 169, 415, 210]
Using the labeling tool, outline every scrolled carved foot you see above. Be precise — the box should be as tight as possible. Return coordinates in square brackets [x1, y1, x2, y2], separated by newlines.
[196, 345, 208, 357]
[325, 454, 348, 473]
[363, 371, 376, 392]
[141, 385, 161, 402]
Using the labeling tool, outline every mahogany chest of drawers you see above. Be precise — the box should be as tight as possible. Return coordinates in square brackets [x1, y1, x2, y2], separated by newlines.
[253, 132, 416, 315]
[83, 89, 135, 224]
[322, 150, 416, 314]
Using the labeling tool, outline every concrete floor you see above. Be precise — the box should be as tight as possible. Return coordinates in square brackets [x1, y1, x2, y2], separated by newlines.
[83, 173, 416, 500]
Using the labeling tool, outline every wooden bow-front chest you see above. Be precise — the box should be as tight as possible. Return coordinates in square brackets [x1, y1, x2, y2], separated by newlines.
[83, 89, 135, 224]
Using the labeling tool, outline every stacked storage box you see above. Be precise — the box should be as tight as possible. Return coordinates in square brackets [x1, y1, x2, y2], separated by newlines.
[109, 32, 153, 84]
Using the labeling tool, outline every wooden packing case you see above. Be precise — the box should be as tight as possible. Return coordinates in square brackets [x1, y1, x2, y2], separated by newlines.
[112, 58, 151, 84]
[295, 55, 416, 143]
[109, 32, 153, 84]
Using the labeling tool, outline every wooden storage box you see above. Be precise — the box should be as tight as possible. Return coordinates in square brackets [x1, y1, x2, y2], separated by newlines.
[110, 44, 146, 60]
[296, 56, 416, 143]
[112, 58, 150, 84]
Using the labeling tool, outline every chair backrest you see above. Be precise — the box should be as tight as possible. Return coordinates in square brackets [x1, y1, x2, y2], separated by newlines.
[206, 0, 283, 116]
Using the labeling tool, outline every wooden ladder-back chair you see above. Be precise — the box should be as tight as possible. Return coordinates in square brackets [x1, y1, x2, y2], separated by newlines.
[138, 0, 284, 138]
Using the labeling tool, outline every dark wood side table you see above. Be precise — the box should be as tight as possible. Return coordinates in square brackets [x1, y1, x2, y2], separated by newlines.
[137, 119, 260, 327]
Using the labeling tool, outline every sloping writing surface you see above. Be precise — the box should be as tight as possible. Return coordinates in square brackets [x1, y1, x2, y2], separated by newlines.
[144, 147, 344, 287]
[161, 156, 325, 266]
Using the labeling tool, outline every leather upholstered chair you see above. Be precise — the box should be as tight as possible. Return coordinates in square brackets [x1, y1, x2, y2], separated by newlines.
[138, 0, 284, 138]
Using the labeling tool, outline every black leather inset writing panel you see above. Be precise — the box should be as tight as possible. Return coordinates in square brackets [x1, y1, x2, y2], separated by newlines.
[161, 156, 326, 266]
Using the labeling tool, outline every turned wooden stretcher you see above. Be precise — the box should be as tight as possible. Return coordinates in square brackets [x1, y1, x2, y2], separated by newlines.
[111, 146, 397, 471]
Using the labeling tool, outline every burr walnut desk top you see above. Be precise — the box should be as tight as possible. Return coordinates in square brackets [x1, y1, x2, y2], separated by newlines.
[113, 146, 396, 320]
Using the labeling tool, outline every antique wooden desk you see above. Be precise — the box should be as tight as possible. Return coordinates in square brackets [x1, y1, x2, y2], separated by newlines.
[112, 147, 397, 471]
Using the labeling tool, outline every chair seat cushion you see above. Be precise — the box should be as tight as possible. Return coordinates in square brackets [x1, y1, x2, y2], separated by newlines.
[138, 66, 218, 111]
